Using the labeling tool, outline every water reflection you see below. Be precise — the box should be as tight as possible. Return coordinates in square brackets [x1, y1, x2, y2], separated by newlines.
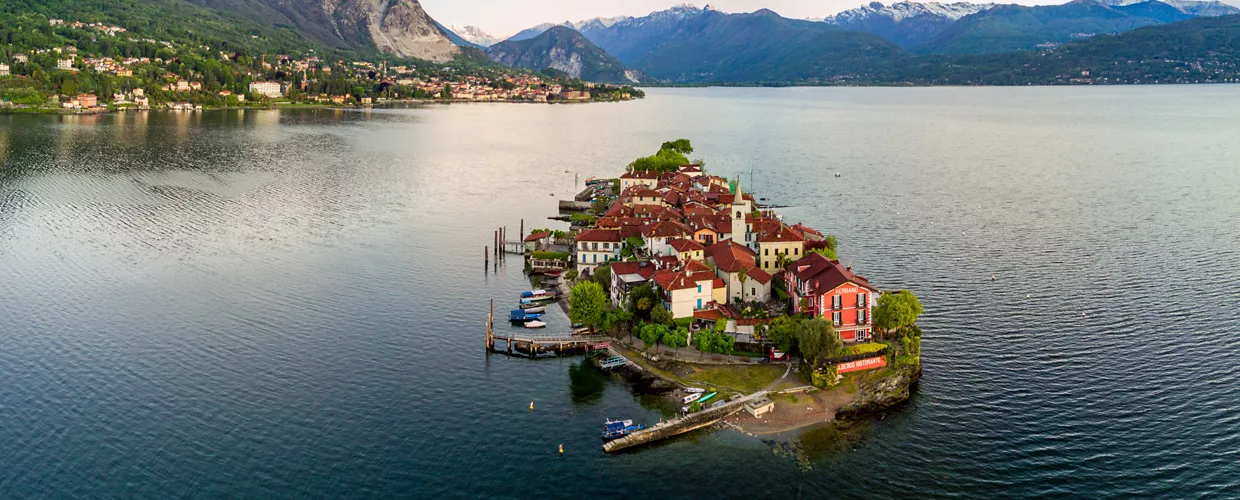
[567, 360, 605, 404]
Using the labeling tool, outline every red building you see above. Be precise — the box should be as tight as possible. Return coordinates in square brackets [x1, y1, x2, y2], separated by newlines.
[786, 253, 880, 343]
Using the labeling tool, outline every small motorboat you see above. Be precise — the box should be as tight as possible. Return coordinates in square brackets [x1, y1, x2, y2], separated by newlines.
[521, 290, 557, 301]
[524, 320, 547, 329]
[684, 387, 706, 394]
[520, 305, 546, 314]
[509, 310, 543, 322]
[602, 419, 645, 441]
[682, 393, 702, 405]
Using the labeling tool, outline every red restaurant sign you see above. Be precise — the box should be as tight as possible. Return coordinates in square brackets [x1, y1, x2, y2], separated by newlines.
[837, 356, 887, 374]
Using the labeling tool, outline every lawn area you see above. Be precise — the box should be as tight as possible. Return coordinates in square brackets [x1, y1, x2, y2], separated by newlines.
[842, 342, 888, 357]
[680, 364, 787, 394]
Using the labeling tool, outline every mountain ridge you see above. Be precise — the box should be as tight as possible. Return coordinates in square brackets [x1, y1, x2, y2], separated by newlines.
[486, 26, 637, 83]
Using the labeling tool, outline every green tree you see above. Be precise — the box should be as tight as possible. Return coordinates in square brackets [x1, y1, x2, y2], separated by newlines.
[660, 139, 693, 155]
[627, 283, 658, 320]
[873, 290, 923, 338]
[638, 322, 671, 352]
[796, 318, 840, 366]
[569, 281, 607, 329]
[763, 315, 801, 353]
[664, 327, 690, 349]
[650, 302, 673, 326]
[591, 263, 611, 290]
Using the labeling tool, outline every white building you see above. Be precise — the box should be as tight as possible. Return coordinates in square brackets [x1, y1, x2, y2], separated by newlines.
[57, 59, 74, 70]
[0, 64, 9, 77]
[574, 228, 622, 274]
[249, 81, 283, 99]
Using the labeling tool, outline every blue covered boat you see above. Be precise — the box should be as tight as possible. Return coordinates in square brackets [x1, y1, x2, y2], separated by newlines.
[602, 419, 645, 441]
[509, 310, 543, 322]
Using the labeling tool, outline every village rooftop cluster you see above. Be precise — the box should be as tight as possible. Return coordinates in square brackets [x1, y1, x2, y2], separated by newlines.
[533, 164, 881, 344]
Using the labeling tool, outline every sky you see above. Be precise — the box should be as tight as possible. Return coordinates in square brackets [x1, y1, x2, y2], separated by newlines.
[420, 0, 1063, 38]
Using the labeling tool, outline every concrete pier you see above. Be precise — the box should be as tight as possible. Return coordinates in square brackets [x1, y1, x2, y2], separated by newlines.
[603, 392, 770, 453]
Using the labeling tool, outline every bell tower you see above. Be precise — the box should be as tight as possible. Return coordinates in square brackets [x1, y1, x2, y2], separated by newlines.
[731, 180, 751, 246]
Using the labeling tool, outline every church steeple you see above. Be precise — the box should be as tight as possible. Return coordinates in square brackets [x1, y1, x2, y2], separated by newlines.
[731, 179, 751, 246]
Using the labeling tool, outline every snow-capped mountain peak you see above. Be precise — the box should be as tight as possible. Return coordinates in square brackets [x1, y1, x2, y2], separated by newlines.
[826, 1, 995, 24]
[448, 25, 500, 47]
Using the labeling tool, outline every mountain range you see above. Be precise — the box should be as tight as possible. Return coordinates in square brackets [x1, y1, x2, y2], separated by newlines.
[6, 0, 1240, 86]
[188, 0, 463, 61]
[486, 26, 638, 83]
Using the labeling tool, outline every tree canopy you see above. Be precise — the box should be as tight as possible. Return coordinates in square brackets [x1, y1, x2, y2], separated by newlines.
[627, 139, 694, 173]
[569, 281, 608, 329]
[873, 290, 923, 336]
[797, 318, 841, 366]
[650, 302, 673, 326]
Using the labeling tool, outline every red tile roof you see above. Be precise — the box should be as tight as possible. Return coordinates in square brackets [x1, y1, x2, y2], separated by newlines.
[611, 260, 656, 279]
[575, 228, 621, 243]
[788, 253, 878, 296]
[746, 267, 772, 285]
[620, 170, 659, 179]
[669, 238, 705, 253]
[683, 260, 713, 273]
[759, 224, 803, 243]
[524, 231, 551, 242]
[642, 220, 692, 239]
[705, 239, 757, 274]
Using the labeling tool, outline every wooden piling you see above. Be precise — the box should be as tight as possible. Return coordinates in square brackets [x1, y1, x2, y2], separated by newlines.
[485, 246, 489, 265]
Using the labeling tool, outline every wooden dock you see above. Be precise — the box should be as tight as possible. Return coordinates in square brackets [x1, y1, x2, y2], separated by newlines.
[485, 305, 609, 358]
[603, 392, 770, 453]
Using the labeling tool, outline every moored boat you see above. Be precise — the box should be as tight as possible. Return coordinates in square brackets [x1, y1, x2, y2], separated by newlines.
[509, 310, 543, 322]
[684, 387, 706, 394]
[524, 320, 547, 329]
[519, 305, 546, 314]
[602, 419, 645, 441]
[682, 393, 702, 404]
[520, 290, 557, 301]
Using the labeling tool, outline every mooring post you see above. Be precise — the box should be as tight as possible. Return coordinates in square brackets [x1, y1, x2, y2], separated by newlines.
[494, 230, 498, 256]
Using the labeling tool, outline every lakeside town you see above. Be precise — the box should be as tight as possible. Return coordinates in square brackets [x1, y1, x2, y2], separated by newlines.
[0, 17, 643, 114]
[493, 140, 925, 452]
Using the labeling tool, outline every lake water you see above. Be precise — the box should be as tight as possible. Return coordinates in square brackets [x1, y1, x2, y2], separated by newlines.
[1, 87, 1239, 498]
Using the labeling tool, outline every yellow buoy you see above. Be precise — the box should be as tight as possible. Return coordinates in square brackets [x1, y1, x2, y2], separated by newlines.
[559, 444, 564, 454]
[529, 401, 534, 411]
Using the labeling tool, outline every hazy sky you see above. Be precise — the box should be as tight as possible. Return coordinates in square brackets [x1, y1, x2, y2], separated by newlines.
[420, 0, 1065, 38]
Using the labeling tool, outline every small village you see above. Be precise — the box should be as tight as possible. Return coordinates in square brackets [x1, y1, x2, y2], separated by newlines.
[0, 17, 641, 114]
[488, 140, 925, 453]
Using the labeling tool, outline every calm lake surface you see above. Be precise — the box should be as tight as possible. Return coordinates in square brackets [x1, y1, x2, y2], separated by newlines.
[2, 87, 1239, 498]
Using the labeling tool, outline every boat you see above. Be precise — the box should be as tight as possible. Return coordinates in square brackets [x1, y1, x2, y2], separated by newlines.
[684, 387, 706, 394]
[509, 310, 543, 322]
[519, 305, 546, 314]
[520, 290, 558, 302]
[524, 320, 547, 329]
[682, 393, 702, 404]
[696, 392, 718, 405]
[602, 419, 646, 441]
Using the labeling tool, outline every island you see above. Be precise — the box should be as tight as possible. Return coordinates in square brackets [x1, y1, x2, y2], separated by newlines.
[493, 139, 925, 454]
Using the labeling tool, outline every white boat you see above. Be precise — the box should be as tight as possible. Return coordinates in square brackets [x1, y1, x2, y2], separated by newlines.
[684, 387, 706, 394]
[682, 393, 702, 404]
[524, 320, 547, 329]
[520, 305, 546, 314]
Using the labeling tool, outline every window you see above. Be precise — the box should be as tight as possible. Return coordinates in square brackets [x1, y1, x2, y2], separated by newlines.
[858, 293, 866, 308]
[832, 312, 841, 326]
[697, 298, 703, 309]
[858, 309, 867, 325]
[697, 285, 702, 293]
[794, 248, 799, 255]
[591, 242, 598, 251]
[764, 248, 769, 256]
[833, 295, 842, 310]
